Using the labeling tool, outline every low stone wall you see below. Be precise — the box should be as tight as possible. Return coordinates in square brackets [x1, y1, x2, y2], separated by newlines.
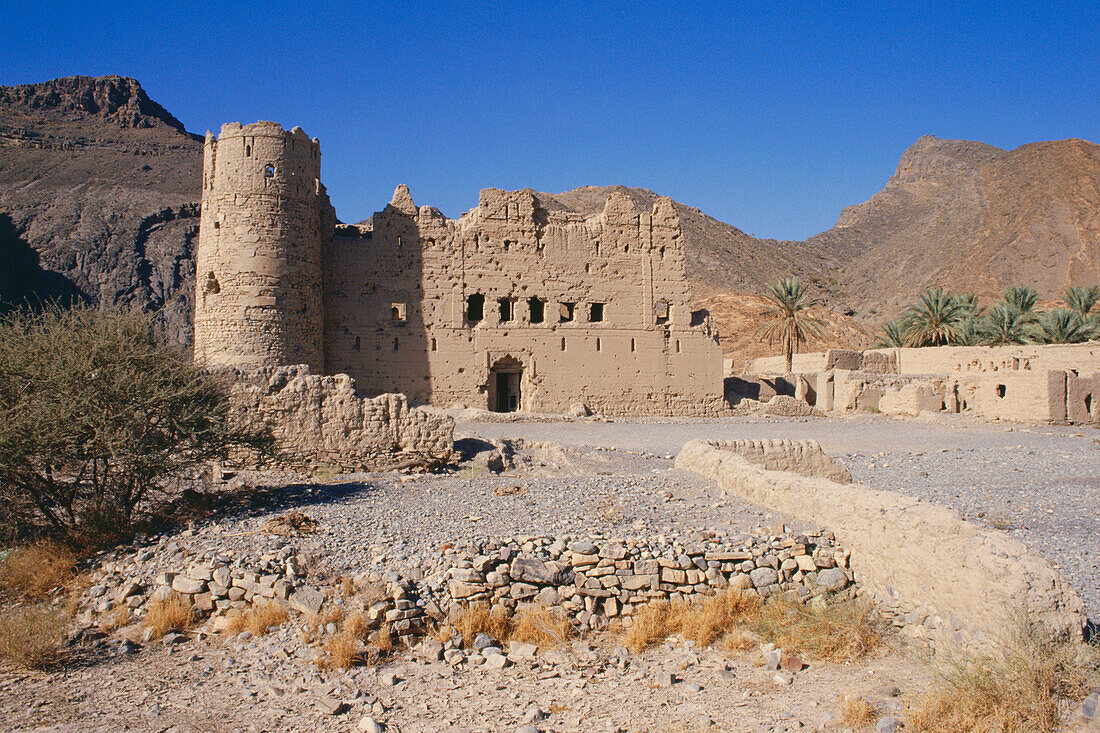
[705, 439, 852, 483]
[75, 527, 854, 643]
[227, 365, 455, 471]
[676, 439, 1088, 643]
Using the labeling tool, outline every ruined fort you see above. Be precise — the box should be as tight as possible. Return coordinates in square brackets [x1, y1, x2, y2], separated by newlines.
[194, 121, 725, 417]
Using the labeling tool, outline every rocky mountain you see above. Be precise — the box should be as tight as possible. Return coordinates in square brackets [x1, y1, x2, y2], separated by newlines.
[2, 76, 1096, 366]
[0, 75, 202, 345]
[813, 135, 1100, 316]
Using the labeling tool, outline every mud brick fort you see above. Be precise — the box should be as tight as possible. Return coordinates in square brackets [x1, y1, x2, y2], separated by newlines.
[194, 122, 725, 416]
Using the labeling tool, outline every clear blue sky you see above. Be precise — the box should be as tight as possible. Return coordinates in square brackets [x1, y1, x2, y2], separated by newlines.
[3, 1, 1097, 240]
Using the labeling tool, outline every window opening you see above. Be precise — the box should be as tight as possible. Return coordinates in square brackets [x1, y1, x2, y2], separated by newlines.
[596, 337, 601, 352]
[393, 337, 399, 351]
[354, 336, 360, 352]
[590, 303, 604, 322]
[559, 302, 575, 322]
[431, 337, 437, 352]
[390, 303, 407, 321]
[499, 298, 513, 322]
[560, 337, 566, 351]
[528, 297, 545, 324]
[467, 294, 484, 322]
[630, 338, 636, 352]
[263, 164, 275, 177]
[655, 299, 670, 324]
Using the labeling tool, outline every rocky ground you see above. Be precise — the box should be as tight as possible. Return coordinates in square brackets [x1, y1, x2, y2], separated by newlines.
[1, 414, 1097, 731]
[466, 414, 1100, 620]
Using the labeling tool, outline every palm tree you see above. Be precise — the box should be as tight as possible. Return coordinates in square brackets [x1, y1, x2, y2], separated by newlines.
[1002, 285, 1039, 316]
[953, 292, 983, 319]
[979, 303, 1034, 345]
[871, 319, 907, 348]
[1062, 285, 1099, 318]
[901, 288, 968, 346]
[1035, 309, 1092, 344]
[755, 277, 825, 372]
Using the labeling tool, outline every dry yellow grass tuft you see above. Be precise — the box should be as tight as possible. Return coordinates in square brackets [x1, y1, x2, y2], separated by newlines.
[222, 602, 289, 637]
[98, 604, 131, 634]
[318, 632, 362, 669]
[750, 594, 881, 663]
[144, 591, 194, 639]
[625, 589, 763, 654]
[452, 602, 513, 646]
[0, 605, 67, 668]
[0, 542, 76, 601]
[838, 695, 879, 728]
[510, 605, 573, 648]
[905, 623, 1095, 733]
[315, 616, 392, 669]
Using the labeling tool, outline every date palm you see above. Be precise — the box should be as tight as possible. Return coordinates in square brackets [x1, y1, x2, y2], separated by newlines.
[1035, 308, 1091, 344]
[1062, 286, 1099, 318]
[901, 288, 968, 346]
[1002, 285, 1039, 317]
[979, 303, 1034, 345]
[871, 319, 907, 348]
[755, 277, 825, 372]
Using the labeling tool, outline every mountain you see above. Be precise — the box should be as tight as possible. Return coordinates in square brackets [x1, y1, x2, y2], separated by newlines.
[813, 135, 1100, 316]
[2, 76, 1097, 367]
[0, 75, 203, 345]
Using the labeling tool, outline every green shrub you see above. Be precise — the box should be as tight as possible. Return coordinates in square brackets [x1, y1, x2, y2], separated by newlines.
[0, 307, 268, 547]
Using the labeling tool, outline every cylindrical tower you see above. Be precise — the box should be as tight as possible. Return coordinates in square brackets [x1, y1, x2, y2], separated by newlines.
[194, 121, 334, 372]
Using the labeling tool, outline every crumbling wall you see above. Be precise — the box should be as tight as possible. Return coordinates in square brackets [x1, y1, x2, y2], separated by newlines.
[323, 186, 726, 416]
[676, 439, 1087, 643]
[704, 439, 852, 483]
[228, 365, 454, 471]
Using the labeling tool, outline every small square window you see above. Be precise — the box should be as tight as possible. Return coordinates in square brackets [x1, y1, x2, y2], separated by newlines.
[589, 303, 604, 322]
[499, 298, 514, 322]
[559, 302, 575, 322]
[528, 297, 545, 324]
[467, 294, 484, 322]
[390, 303, 407, 322]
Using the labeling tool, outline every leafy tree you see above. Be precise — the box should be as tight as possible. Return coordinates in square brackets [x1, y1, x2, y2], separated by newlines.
[871, 319, 907, 348]
[901, 288, 969, 346]
[1062, 286, 1099, 318]
[755, 277, 825, 372]
[1034, 308, 1092, 344]
[0, 307, 269, 547]
[979, 303, 1035, 345]
[1002, 285, 1039, 316]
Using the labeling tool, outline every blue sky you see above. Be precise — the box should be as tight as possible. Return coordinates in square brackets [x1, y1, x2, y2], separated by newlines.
[3, 1, 1097, 239]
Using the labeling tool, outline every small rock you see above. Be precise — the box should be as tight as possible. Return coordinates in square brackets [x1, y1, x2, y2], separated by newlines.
[161, 632, 188, 646]
[380, 670, 401, 686]
[317, 696, 348, 715]
[781, 654, 805, 672]
[876, 716, 898, 733]
[472, 632, 496, 650]
[656, 671, 678, 687]
[520, 705, 548, 724]
[358, 716, 385, 733]
[772, 671, 794, 686]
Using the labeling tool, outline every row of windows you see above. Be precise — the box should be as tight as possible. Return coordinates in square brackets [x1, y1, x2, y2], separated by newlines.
[352, 334, 683, 354]
[467, 294, 605, 324]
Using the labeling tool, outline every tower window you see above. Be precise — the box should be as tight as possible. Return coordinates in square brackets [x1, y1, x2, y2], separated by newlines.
[559, 302, 575, 322]
[354, 336, 361, 352]
[528, 297, 545, 324]
[596, 337, 601, 352]
[245, 145, 251, 157]
[630, 338, 636, 352]
[431, 337, 437, 352]
[393, 337, 400, 351]
[264, 164, 275, 177]
[560, 337, 566, 351]
[589, 303, 604, 322]
[467, 294, 484, 322]
[499, 298, 514, 322]
[655, 299, 670, 324]
[390, 303, 407, 322]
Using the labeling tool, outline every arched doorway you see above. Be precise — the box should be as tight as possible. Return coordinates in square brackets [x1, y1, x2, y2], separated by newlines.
[489, 356, 523, 412]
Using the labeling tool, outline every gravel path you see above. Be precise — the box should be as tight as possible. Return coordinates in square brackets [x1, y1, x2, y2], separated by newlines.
[461, 415, 1100, 620]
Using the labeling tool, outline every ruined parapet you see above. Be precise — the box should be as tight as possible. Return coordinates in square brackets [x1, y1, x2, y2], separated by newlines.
[195, 122, 336, 372]
[227, 365, 454, 471]
[677, 440, 1088, 643]
[705, 439, 852, 483]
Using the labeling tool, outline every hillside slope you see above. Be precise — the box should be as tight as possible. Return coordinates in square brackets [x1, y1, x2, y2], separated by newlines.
[814, 135, 1100, 315]
[0, 75, 203, 344]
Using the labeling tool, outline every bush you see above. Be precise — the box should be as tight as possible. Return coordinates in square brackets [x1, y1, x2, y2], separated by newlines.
[0, 541, 75, 601]
[0, 307, 269, 547]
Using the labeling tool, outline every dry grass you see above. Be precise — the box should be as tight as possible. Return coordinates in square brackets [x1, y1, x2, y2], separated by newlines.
[0, 605, 67, 668]
[623, 590, 881, 663]
[510, 605, 573, 648]
[625, 589, 762, 654]
[452, 602, 513, 646]
[838, 695, 879, 728]
[315, 614, 392, 669]
[143, 591, 194, 639]
[98, 604, 131, 633]
[222, 602, 289, 637]
[750, 594, 882, 663]
[0, 542, 76, 601]
[905, 623, 1096, 733]
[318, 632, 362, 669]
